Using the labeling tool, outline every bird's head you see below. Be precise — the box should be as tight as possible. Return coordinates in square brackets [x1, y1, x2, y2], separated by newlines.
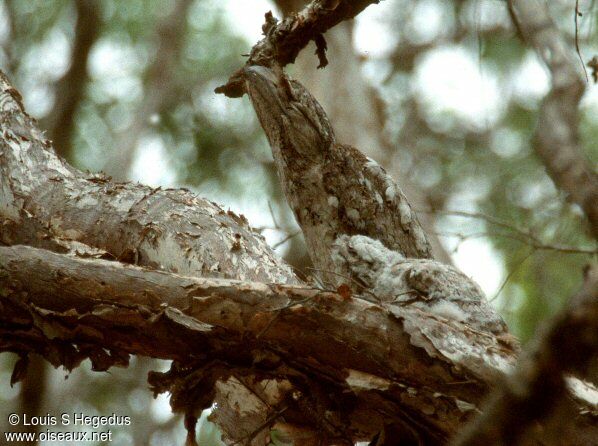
[244, 64, 335, 159]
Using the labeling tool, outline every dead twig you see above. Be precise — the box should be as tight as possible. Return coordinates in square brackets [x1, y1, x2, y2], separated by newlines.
[272, 231, 302, 250]
[574, 0, 589, 82]
[215, 0, 383, 97]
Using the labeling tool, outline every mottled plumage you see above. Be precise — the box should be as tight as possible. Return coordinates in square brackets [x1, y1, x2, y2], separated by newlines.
[244, 65, 432, 285]
[332, 235, 508, 335]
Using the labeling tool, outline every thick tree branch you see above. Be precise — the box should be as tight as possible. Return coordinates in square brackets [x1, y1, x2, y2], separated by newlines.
[0, 244, 518, 443]
[509, 0, 598, 239]
[0, 70, 298, 284]
[215, 0, 382, 97]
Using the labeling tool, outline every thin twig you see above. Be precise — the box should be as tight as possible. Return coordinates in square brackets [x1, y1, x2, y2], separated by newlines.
[575, 0, 590, 82]
[491, 248, 536, 302]
[231, 405, 289, 446]
[267, 200, 280, 229]
[215, 0, 383, 97]
[434, 229, 596, 255]
[424, 209, 597, 255]
[234, 373, 273, 409]
[305, 267, 380, 301]
[272, 230, 301, 249]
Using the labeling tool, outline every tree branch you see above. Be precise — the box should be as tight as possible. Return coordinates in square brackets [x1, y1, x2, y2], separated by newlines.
[215, 0, 382, 97]
[2, 6, 597, 439]
[0, 70, 298, 285]
[509, 0, 598, 239]
[0, 244, 518, 443]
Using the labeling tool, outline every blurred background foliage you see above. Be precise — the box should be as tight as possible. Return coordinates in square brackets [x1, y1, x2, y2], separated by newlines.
[0, 0, 596, 444]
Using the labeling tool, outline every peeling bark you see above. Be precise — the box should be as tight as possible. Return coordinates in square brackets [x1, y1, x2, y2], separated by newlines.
[0, 244, 518, 443]
[19, 2, 102, 431]
[2, 243, 596, 444]
[2, 2, 597, 443]
[0, 70, 298, 285]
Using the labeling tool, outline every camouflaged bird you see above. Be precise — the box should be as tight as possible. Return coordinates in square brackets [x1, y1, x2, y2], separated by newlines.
[332, 235, 508, 335]
[244, 65, 432, 285]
